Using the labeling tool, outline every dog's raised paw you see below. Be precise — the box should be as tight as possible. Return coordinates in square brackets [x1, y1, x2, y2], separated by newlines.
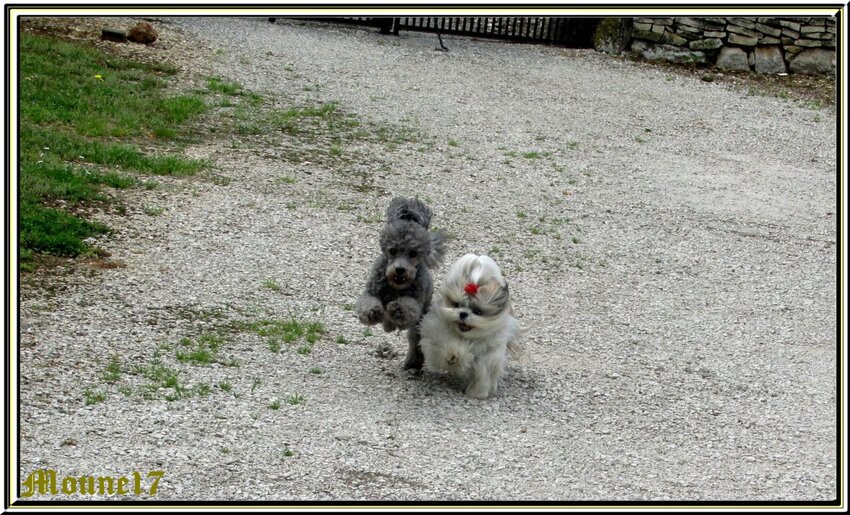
[386, 299, 419, 329]
[356, 301, 384, 325]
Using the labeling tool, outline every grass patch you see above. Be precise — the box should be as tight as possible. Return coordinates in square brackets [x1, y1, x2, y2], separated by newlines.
[83, 388, 106, 406]
[287, 393, 306, 405]
[206, 76, 243, 96]
[19, 31, 209, 269]
[175, 332, 226, 365]
[101, 355, 122, 383]
[239, 318, 325, 346]
[262, 278, 281, 292]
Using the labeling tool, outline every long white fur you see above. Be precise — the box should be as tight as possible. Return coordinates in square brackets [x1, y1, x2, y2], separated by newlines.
[419, 253, 521, 399]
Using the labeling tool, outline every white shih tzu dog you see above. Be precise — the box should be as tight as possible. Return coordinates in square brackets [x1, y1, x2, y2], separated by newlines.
[419, 253, 522, 399]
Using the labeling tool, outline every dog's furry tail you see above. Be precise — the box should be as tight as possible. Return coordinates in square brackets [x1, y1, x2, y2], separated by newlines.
[426, 229, 448, 270]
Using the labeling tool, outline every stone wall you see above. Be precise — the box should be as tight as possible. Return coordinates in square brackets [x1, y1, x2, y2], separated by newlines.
[625, 17, 836, 75]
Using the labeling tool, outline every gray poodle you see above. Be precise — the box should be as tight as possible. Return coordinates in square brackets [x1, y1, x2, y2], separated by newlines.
[355, 197, 447, 370]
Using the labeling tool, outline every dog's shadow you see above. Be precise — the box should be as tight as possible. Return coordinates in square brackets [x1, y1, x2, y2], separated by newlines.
[411, 365, 538, 400]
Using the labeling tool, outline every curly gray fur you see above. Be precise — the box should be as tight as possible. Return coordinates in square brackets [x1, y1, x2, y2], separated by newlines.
[355, 197, 447, 370]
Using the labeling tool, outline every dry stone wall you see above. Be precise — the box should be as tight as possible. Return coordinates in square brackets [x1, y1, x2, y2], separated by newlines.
[627, 16, 836, 75]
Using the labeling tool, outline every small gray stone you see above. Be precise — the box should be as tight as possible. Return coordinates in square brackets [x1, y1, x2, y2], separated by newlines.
[753, 46, 787, 74]
[676, 23, 703, 34]
[759, 36, 781, 45]
[782, 27, 801, 39]
[650, 24, 666, 34]
[663, 32, 689, 47]
[755, 23, 782, 37]
[727, 24, 763, 38]
[704, 30, 726, 39]
[795, 38, 823, 48]
[716, 46, 750, 70]
[633, 29, 664, 43]
[801, 25, 826, 34]
[778, 20, 802, 32]
[727, 17, 757, 29]
[728, 33, 759, 46]
[675, 17, 705, 29]
[632, 41, 706, 63]
[633, 22, 652, 32]
[689, 38, 723, 50]
[789, 47, 835, 75]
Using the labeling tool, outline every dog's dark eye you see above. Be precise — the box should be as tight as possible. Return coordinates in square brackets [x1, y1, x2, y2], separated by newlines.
[408, 251, 418, 259]
[388, 248, 397, 256]
[471, 307, 482, 316]
[450, 301, 460, 308]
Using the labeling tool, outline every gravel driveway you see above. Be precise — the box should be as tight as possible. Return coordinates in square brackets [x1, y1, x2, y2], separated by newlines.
[18, 17, 837, 502]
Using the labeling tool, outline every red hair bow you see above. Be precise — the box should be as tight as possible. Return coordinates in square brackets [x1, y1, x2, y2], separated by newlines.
[464, 283, 479, 296]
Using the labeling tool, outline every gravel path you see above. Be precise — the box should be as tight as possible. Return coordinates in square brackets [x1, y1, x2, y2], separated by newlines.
[19, 17, 837, 502]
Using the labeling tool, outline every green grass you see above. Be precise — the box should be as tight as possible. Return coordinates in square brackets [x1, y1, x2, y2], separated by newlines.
[206, 76, 243, 96]
[102, 356, 122, 383]
[240, 318, 325, 345]
[308, 366, 322, 375]
[19, 31, 209, 268]
[144, 205, 164, 216]
[175, 332, 226, 365]
[262, 278, 281, 292]
[195, 383, 211, 396]
[268, 338, 282, 353]
[521, 151, 550, 159]
[83, 388, 106, 406]
[269, 400, 281, 410]
[287, 393, 306, 405]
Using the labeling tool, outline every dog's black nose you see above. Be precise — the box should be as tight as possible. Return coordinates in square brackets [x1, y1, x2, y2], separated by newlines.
[394, 267, 405, 278]
[459, 311, 468, 320]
